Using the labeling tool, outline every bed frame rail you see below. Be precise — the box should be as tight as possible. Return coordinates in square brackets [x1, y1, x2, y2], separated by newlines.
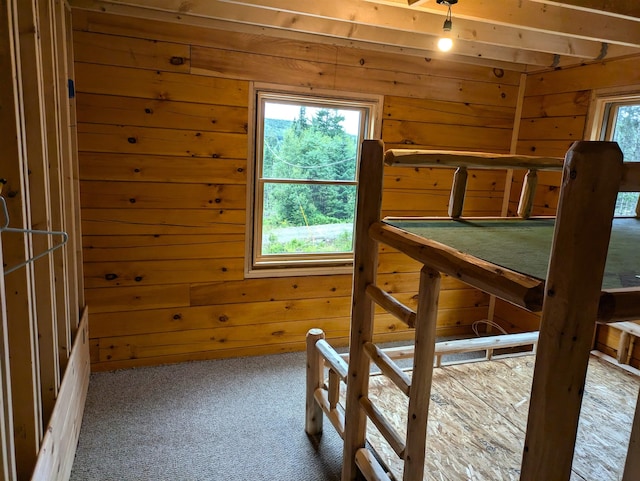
[385, 149, 565, 219]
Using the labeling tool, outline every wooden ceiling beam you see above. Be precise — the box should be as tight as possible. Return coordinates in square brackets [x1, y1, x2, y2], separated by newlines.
[220, 0, 635, 59]
[70, 0, 566, 68]
[69, 0, 640, 71]
[73, 0, 539, 72]
[378, 0, 640, 48]
[528, 0, 640, 20]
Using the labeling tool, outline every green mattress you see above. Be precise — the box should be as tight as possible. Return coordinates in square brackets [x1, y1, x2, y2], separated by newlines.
[383, 218, 640, 290]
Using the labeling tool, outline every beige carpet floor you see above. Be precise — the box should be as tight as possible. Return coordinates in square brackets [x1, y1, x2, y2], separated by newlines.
[70, 351, 343, 481]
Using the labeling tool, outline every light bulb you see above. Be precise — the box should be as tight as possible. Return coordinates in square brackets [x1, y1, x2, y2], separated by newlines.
[438, 37, 453, 52]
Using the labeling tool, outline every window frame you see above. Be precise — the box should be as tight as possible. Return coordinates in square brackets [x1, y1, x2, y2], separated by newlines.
[587, 86, 640, 217]
[245, 83, 382, 278]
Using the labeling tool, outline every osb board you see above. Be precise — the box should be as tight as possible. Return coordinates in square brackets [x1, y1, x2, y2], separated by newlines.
[363, 355, 639, 481]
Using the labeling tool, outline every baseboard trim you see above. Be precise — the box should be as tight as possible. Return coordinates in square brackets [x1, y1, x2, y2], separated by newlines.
[31, 307, 90, 481]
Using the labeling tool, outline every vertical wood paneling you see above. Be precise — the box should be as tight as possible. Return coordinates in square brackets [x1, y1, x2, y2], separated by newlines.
[73, 10, 518, 370]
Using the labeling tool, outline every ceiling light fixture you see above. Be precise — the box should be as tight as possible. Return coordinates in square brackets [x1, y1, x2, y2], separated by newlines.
[436, 0, 457, 52]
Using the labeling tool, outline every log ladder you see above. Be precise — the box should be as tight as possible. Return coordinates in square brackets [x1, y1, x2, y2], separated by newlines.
[305, 140, 561, 480]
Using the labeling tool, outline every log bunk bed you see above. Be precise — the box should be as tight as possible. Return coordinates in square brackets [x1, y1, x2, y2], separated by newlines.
[305, 139, 640, 481]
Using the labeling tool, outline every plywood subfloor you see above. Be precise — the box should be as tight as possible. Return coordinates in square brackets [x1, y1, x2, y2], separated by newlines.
[364, 355, 639, 481]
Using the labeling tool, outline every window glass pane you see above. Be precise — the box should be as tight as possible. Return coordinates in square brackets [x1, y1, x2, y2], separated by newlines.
[251, 89, 378, 271]
[615, 192, 639, 216]
[261, 182, 356, 255]
[610, 103, 640, 216]
[612, 105, 640, 162]
[262, 101, 360, 181]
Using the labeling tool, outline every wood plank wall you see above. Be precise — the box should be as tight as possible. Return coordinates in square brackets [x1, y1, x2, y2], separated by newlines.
[0, 0, 85, 479]
[493, 55, 640, 368]
[71, 9, 520, 371]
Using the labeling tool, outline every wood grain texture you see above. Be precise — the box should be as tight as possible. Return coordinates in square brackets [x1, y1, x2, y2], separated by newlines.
[77, 94, 248, 133]
[80, 181, 246, 210]
[31, 309, 90, 481]
[342, 140, 386, 481]
[77, 123, 247, 158]
[75, 62, 249, 105]
[73, 29, 191, 72]
[521, 142, 623, 481]
[79, 152, 246, 184]
[526, 56, 640, 97]
[73, 11, 518, 369]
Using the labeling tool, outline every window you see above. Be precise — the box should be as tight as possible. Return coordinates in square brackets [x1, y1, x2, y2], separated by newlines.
[247, 87, 380, 275]
[591, 93, 640, 216]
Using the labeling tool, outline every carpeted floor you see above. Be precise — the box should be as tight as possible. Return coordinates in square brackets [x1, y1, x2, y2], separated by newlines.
[70, 351, 343, 481]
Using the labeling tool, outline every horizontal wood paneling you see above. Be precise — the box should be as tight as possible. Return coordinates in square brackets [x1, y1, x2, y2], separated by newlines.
[189, 272, 468, 306]
[521, 91, 590, 119]
[191, 45, 519, 107]
[84, 284, 191, 314]
[88, 289, 486, 337]
[79, 153, 247, 184]
[493, 299, 541, 333]
[384, 166, 504, 192]
[526, 56, 640, 97]
[382, 190, 504, 216]
[77, 94, 248, 133]
[74, 10, 518, 369]
[518, 116, 586, 141]
[80, 181, 246, 210]
[88, 324, 473, 371]
[382, 119, 512, 152]
[384, 95, 515, 128]
[81, 208, 246, 236]
[515, 139, 577, 158]
[83, 258, 245, 288]
[83, 234, 245, 262]
[77, 123, 247, 158]
[75, 62, 249, 105]
[73, 29, 191, 72]
[508, 76, 587, 217]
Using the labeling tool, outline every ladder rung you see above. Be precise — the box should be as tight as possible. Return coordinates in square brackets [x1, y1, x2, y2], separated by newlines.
[360, 396, 405, 458]
[366, 284, 416, 328]
[316, 339, 349, 380]
[355, 448, 392, 481]
[364, 342, 411, 396]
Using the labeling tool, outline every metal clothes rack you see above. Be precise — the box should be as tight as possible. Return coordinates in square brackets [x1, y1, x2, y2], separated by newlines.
[0, 195, 68, 276]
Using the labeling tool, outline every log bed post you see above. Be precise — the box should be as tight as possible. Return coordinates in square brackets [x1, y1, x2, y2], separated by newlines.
[306, 328, 325, 436]
[342, 139, 385, 481]
[520, 141, 623, 481]
[403, 266, 440, 481]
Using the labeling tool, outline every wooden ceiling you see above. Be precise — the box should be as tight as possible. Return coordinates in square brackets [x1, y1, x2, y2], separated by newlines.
[71, 0, 640, 72]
